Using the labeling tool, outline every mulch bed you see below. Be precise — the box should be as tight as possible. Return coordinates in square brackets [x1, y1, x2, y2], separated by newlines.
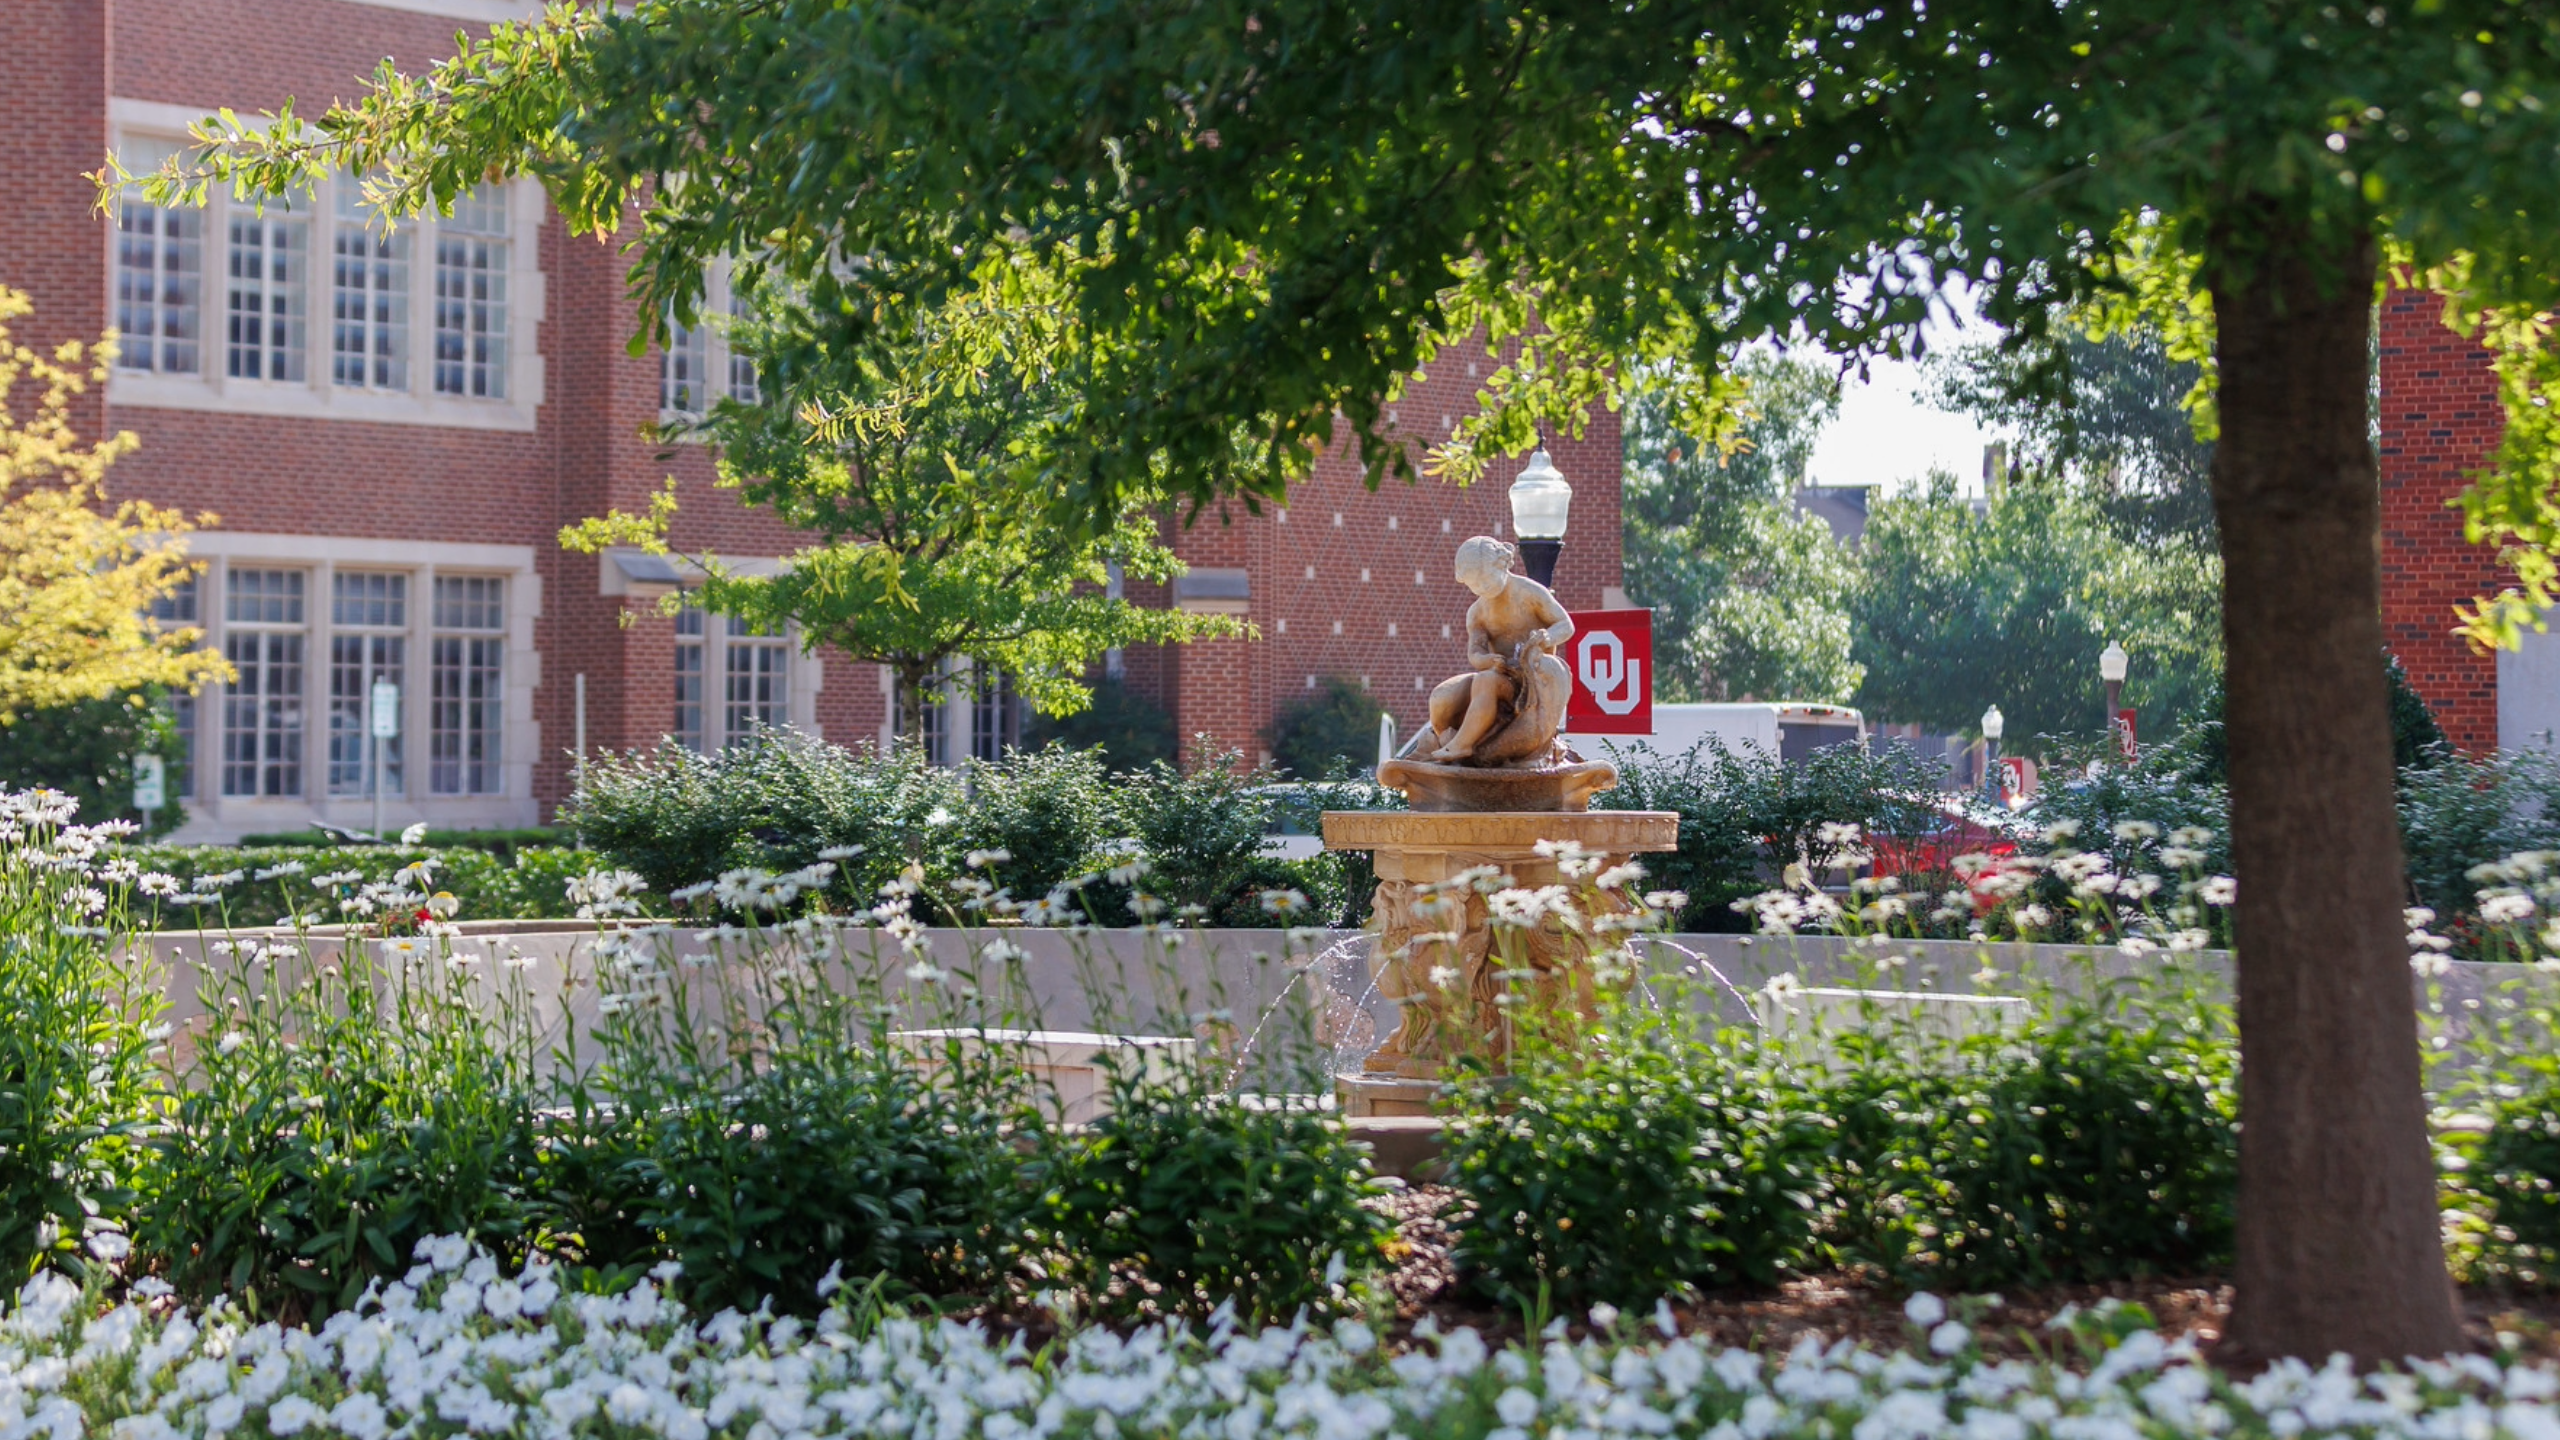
[1369, 1183, 2560, 1361]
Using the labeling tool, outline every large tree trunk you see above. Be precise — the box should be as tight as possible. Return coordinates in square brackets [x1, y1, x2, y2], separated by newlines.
[2209, 219, 2462, 1365]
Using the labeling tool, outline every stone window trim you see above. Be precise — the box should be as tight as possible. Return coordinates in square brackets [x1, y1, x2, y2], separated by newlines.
[657, 256, 761, 426]
[169, 532, 544, 835]
[105, 100, 548, 433]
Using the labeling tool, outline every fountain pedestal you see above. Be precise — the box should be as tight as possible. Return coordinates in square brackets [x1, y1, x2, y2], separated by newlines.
[1321, 809, 1680, 1117]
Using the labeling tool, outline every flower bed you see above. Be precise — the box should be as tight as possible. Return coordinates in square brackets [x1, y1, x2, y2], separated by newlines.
[11, 1238, 2560, 1440]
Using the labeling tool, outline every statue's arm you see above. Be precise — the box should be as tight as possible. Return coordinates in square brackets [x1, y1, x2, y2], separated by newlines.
[1466, 614, 1501, 670]
[1535, 592, 1574, 651]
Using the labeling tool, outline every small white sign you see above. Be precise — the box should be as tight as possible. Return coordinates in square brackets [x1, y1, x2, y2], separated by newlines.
[369, 680, 400, 739]
[132, 753, 165, 812]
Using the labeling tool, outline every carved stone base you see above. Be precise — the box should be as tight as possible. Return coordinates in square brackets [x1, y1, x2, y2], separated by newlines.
[1335, 1073, 1443, 1119]
[1319, 809, 1680, 1081]
[1376, 756, 1618, 812]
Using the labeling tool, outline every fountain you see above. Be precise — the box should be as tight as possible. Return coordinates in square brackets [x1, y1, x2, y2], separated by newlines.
[1323, 532, 1678, 1117]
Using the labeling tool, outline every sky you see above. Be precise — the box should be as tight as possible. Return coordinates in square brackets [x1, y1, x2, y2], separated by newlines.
[1796, 281, 2007, 496]
[1801, 354, 2003, 495]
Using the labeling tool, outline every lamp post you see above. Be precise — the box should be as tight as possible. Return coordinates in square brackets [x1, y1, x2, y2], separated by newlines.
[2099, 640, 2131, 757]
[1508, 449, 1572, 588]
[1981, 703, 2005, 796]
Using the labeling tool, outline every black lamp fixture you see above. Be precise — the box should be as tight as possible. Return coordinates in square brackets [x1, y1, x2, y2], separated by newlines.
[1508, 447, 1572, 588]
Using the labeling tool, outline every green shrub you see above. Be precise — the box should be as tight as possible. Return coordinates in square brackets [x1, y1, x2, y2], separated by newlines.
[138, 936, 550, 1314]
[1602, 737, 1945, 930]
[1265, 676, 1386, 780]
[1818, 975, 2238, 1289]
[583, 950, 1043, 1313]
[0, 689, 187, 838]
[236, 825, 569, 860]
[1042, 1071, 1388, 1319]
[1022, 677, 1179, 770]
[106, 844, 598, 929]
[1444, 1001, 1829, 1307]
[0, 795, 163, 1279]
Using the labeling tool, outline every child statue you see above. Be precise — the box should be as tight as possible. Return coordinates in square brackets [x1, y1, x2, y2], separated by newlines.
[1403, 536, 1575, 766]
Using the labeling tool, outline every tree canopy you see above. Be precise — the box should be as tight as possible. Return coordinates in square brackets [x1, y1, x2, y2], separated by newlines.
[561, 264, 1243, 741]
[0, 287, 223, 723]
[1622, 355, 1860, 704]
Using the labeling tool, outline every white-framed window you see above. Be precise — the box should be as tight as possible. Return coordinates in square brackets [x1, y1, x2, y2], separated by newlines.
[657, 260, 759, 422]
[332, 177, 410, 391]
[225, 208, 307, 382]
[114, 137, 202, 376]
[108, 111, 544, 431]
[430, 576, 505, 795]
[222, 569, 307, 798]
[971, 671, 1020, 763]
[327, 572, 406, 797]
[671, 602, 790, 751]
[895, 659, 1012, 767]
[148, 575, 201, 797]
[432, 188, 508, 399]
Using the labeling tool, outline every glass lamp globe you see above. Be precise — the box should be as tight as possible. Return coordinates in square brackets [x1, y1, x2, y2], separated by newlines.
[1981, 704, 2005, 742]
[2099, 640, 2130, 684]
[1508, 449, 1573, 540]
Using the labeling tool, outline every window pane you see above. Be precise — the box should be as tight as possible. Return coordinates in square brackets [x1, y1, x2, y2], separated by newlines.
[333, 180, 410, 391]
[430, 634, 503, 794]
[225, 568, 305, 625]
[660, 313, 710, 415]
[331, 570, 407, 628]
[149, 574, 199, 625]
[226, 213, 306, 382]
[222, 631, 304, 797]
[723, 637, 787, 744]
[115, 201, 200, 374]
[972, 670, 1017, 763]
[727, 286, 759, 404]
[674, 635, 704, 753]
[328, 633, 404, 796]
[432, 575, 504, 630]
[433, 230, 506, 398]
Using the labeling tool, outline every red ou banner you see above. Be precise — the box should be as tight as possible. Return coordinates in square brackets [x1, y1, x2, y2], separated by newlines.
[1563, 609, 1654, 735]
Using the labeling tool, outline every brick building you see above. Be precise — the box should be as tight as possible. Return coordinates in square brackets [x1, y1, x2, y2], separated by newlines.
[2375, 287, 2560, 755]
[0, 0, 1623, 840]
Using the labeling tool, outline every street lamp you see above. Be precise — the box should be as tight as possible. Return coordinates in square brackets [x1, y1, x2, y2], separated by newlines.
[2099, 640, 2131, 756]
[1508, 448, 1572, 587]
[1980, 703, 2005, 794]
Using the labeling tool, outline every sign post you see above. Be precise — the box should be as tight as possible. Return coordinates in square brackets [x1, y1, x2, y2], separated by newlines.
[369, 679, 400, 841]
[1563, 609, 1654, 737]
[132, 753, 164, 833]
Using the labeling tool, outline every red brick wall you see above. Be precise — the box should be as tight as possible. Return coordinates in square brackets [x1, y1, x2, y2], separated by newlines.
[2377, 286, 2505, 754]
[0, 0, 111, 439]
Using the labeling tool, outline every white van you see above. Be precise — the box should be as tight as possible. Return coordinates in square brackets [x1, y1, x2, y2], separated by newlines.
[1581, 702, 1866, 766]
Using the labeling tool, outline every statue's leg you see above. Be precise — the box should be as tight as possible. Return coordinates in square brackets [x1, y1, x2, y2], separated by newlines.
[1433, 672, 1509, 759]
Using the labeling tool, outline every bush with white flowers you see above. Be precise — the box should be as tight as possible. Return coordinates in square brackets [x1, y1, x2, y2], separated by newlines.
[13, 1236, 2560, 1440]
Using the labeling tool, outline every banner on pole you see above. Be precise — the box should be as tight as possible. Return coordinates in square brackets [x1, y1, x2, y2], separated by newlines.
[1564, 609, 1654, 735]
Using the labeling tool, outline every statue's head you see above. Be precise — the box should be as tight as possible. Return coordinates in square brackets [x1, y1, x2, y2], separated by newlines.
[1455, 535, 1515, 597]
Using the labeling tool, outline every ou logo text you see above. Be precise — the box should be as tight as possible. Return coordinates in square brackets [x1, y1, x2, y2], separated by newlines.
[1564, 609, 1654, 735]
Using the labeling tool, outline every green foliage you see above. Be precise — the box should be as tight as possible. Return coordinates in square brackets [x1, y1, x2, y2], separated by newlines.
[1042, 1071, 1388, 1319]
[582, 962, 1045, 1315]
[1850, 477, 2223, 749]
[1927, 326, 2218, 549]
[2399, 749, 2560, 934]
[1818, 977, 2240, 1290]
[1022, 678, 1179, 771]
[562, 267, 1242, 742]
[0, 690, 186, 839]
[105, 845, 598, 930]
[0, 800, 162, 1281]
[236, 826, 569, 860]
[1444, 1001, 1829, 1307]
[1623, 357, 1861, 704]
[1266, 677, 1386, 781]
[1600, 738, 1949, 931]
[137, 942, 550, 1316]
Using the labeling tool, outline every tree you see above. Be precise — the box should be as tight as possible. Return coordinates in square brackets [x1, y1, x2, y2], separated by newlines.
[0, 286, 222, 722]
[0, 690, 186, 838]
[1623, 355, 1861, 703]
[139, 0, 2560, 1362]
[562, 265, 1243, 745]
[1022, 678, 1180, 772]
[1851, 475, 2223, 750]
[1265, 676, 1387, 779]
[1926, 325, 2219, 549]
